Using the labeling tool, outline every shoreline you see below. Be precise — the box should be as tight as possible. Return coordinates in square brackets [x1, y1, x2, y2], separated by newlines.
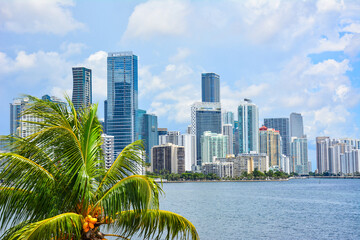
[309, 176, 360, 179]
[158, 178, 290, 183]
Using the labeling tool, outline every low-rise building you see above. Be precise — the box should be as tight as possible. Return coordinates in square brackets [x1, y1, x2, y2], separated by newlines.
[202, 161, 234, 178]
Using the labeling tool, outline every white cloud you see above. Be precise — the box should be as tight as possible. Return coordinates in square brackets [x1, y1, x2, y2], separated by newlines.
[81, 51, 108, 99]
[169, 48, 191, 62]
[0, 0, 84, 35]
[123, 0, 191, 40]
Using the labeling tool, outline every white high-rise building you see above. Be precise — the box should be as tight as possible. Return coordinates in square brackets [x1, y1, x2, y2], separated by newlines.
[290, 137, 308, 174]
[159, 132, 196, 171]
[222, 124, 233, 155]
[178, 134, 196, 171]
[237, 99, 259, 153]
[101, 134, 114, 169]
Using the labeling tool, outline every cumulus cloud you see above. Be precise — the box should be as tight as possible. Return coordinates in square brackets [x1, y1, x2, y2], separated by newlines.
[123, 0, 191, 40]
[0, 0, 84, 35]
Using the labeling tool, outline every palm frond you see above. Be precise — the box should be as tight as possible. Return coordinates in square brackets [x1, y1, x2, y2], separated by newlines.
[7, 212, 83, 240]
[111, 209, 199, 240]
[96, 140, 145, 195]
[93, 175, 160, 219]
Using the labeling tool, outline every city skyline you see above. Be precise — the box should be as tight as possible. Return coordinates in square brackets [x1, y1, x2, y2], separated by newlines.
[1, 0, 360, 171]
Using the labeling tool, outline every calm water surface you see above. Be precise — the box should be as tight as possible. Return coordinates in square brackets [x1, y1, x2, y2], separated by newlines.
[159, 178, 360, 240]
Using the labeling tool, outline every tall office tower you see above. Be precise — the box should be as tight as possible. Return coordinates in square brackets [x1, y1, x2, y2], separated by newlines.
[222, 111, 234, 125]
[106, 52, 138, 156]
[141, 113, 158, 163]
[191, 102, 222, 165]
[201, 73, 220, 102]
[201, 131, 228, 164]
[237, 99, 259, 154]
[263, 118, 290, 156]
[259, 126, 281, 167]
[135, 109, 146, 140]
[10, 98, 28, 136]
[290, 137, 308, 174]
[72, 67, 92, 111]
[135, 109, 158, 163]
[223, 124, 233, 155]
[151, 143, 185, 174]
[101, 134, 114, 169]
[290, 113, 304, 138]
[316, 136, 330, 174]
[178, 134, 196, 171]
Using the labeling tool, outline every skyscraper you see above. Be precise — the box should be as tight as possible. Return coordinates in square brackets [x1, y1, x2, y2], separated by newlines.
[201, 131, 228, 164]
[316, 136, 330, 174]
[259, 126, 281, 167]
[264, 118, 290, 156]
[290, 113, 304, 138]
[237, 99, 259, 153]
[141, 113, 158, 163]
[151, 143, 185, 174]
[10, 98, 26, 136]
[101, 134, 114, 169]
[191, 102, 222, 165]
[72, 67, 92, 111]
[291, 137, 308, 174]
[222, 124, 233, 155]
[106, 52, 138, 156]
[202, 73, 220, 102]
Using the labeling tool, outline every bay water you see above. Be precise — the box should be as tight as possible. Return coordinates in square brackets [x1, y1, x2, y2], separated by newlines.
[159, 178, 360, 240]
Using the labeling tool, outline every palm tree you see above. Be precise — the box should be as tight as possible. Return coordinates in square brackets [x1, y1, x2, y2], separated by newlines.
[0, 96, 199, 240]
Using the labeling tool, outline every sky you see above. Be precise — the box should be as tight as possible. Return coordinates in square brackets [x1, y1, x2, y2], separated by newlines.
[1, 0, 360, 170]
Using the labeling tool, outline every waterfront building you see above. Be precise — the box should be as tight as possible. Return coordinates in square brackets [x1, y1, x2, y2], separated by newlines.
[202, 73, 220, 102]
[281, 154, 290, 174]
[263, 118, 290, 156]
[191, 102, 222, 165]
[135, 109, 147, 140]
[237, 99, 259, 153]
[259, 126, 281, 167]
[290, 113, 304, 138]
[317, 137, 360, 175]
[151, 143, 185, 174]
[101, 134, 114, 169]
[159, 132, 196, 171]
[106, 51, 138, 156]
[201, 131, 228, 164]
[72, 67, 92, 111]
[202, 161, 234, 178]
[223, 153, 269, 176]
[316, 136, 330, 174]
[178, 134, 196, 171]
[141, 113, 158, 163]
[223, 124, 233, 155]
[290, 137, 308, 174]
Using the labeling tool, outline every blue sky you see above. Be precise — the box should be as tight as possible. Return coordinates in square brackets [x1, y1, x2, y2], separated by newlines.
[1, 0, 360, 169]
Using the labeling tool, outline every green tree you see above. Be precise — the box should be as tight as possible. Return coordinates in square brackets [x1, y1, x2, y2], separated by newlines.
[0, 96, 198, 240]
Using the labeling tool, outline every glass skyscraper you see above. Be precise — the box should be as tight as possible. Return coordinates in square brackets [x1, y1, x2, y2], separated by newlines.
[290, 112, 304, 138]
[72, 67, 92, 111]
[106, 52, 138, 156]
[201, 73, 220, 102]
[264, 118, 290, 156]
[191, 102, 222, 165]
[237, 99, 259, 153]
